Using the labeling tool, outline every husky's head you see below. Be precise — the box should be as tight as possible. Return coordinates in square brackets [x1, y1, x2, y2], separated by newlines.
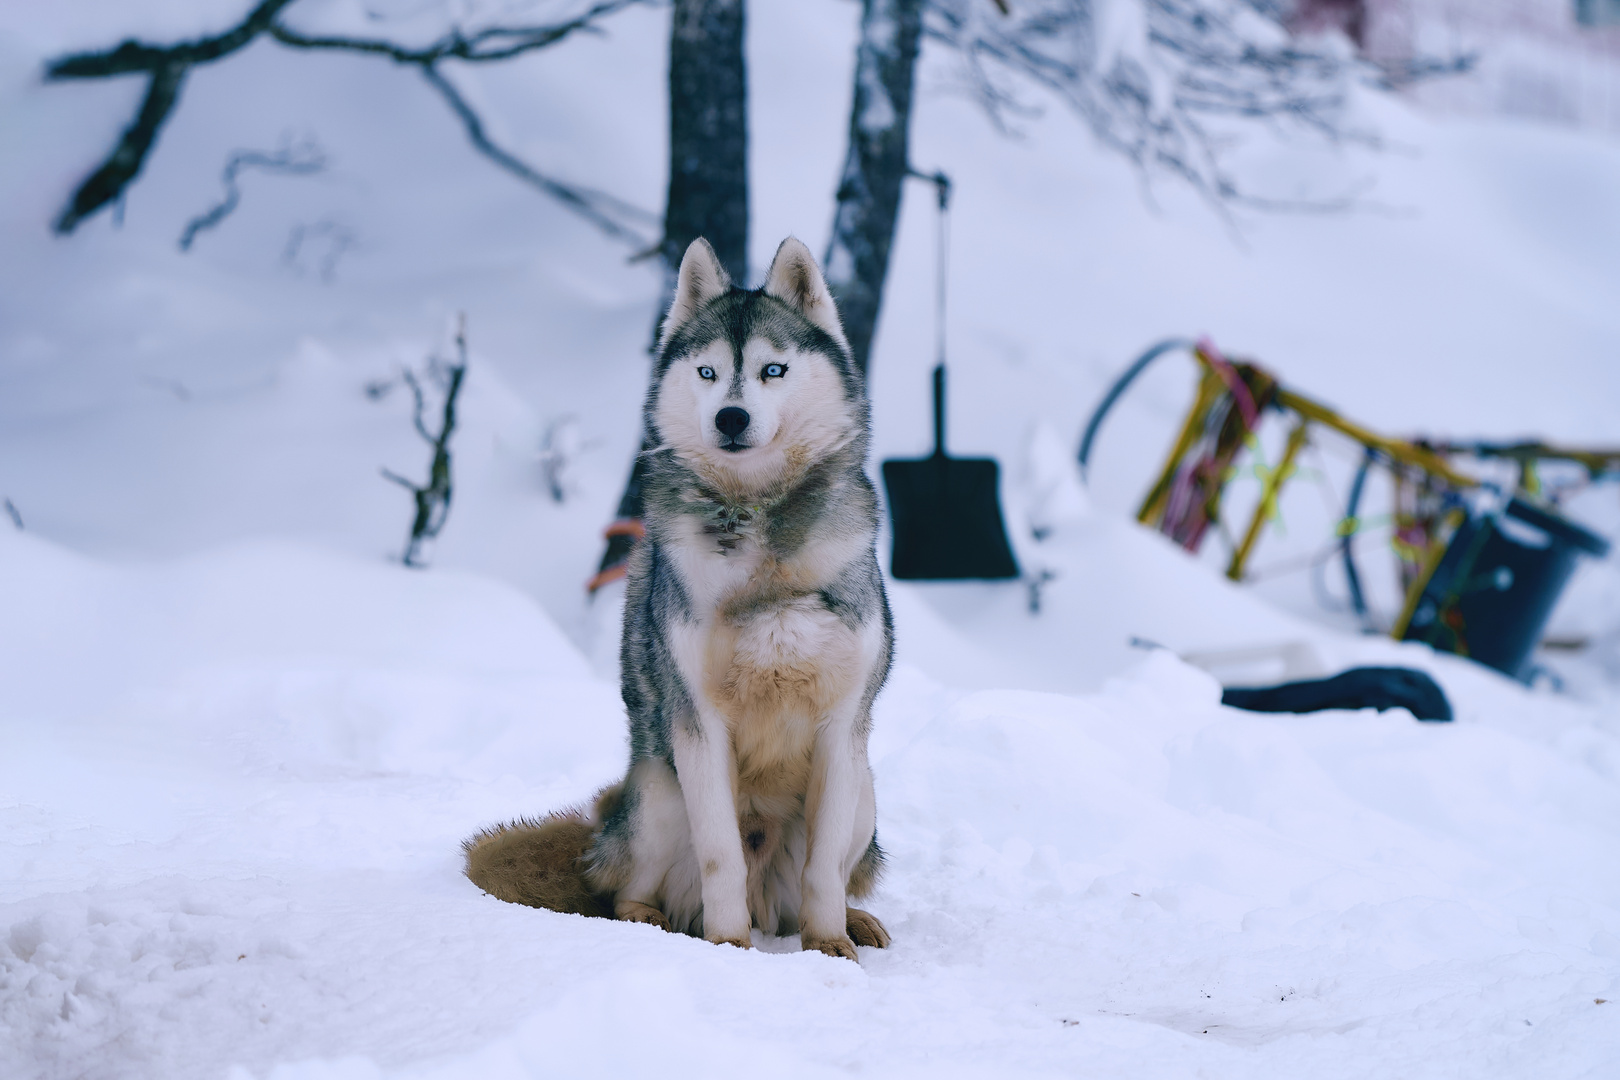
[649, 236, 866, 496]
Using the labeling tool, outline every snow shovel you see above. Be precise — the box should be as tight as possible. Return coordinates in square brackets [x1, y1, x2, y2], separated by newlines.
[881, 171, 1018, 581]
[883, 363, 1019, 580]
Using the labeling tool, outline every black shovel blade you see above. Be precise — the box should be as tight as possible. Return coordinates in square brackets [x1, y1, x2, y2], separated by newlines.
[882, 454, 1020, 580]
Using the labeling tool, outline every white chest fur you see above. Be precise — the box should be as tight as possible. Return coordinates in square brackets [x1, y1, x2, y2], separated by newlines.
[665, 516, 872, 791]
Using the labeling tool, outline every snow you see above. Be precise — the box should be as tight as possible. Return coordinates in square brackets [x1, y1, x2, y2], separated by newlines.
[6, 528, 1618, 1078]
[3, 2, 1619, 1077]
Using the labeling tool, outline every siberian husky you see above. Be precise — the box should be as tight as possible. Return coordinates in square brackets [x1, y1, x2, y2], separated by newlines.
[465, 236, 893, 960]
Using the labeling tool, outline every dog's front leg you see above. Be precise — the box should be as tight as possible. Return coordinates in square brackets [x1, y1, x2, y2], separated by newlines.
[800, 704, 869, 960]
[670, 709, 751, 947]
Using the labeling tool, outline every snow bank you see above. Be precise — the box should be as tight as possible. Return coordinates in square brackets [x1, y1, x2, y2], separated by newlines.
[3, 533, 1617, 1079]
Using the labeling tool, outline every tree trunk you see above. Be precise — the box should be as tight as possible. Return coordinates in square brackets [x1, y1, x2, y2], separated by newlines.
[592, 0, 749, 590]
[662, 0, 749, 285]
[823, 0, 925, 377]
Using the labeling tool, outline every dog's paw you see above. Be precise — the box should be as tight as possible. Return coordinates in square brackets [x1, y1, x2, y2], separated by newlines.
[615, 901, 671, 931]
[845, 907, 891, 949]
[802, 934, 858, 962]
[705, 934, 753, 950]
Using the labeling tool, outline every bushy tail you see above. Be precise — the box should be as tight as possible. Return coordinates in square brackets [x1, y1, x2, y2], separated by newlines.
[462, 786, 619, 918]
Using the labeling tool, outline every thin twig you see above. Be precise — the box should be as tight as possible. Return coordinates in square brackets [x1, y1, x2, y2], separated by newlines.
[400, 367, 432, 443]
[179, 139, 326, 250]
[385, 315, 470, 568]
[380, 468, 418, 489]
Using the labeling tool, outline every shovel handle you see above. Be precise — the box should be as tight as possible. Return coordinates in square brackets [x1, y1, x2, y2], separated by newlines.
[932, 364, 946, 458]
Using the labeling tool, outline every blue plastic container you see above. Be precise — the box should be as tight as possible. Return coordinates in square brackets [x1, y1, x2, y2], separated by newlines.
[1401, 495, 1611, 683]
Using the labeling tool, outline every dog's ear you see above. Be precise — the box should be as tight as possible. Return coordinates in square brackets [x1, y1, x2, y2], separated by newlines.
[660, 237, 731, 347]
[763, 236, 846, 347]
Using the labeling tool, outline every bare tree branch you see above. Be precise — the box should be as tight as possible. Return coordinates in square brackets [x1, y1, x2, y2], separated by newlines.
[385, 317, 470, 569]
[380, 468, 418, 489]
[52, 60, 189, 233]
[179, 138, 327, 250]
[45, 0, 298, 78]
[282, 219, 356, 281]
[46, 0, 300, 233]
[264, 0, 642, 65]
[925, 0, 1470, 215]
[267, 0, 660, 243]
[418, 64, 654, 245]
[44, 0, 656, 241]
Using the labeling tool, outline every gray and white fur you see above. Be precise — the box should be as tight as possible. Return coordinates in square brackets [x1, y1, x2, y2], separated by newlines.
[465, 236, 894, 960]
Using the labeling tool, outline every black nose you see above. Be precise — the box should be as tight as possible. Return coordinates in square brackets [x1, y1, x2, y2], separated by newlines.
[715, 407, 750, 439]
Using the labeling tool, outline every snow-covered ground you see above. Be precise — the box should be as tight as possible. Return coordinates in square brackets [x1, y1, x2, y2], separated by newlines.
[2, 2, 1619, 1077]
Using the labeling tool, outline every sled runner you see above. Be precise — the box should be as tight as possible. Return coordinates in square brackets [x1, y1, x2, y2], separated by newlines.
[1082, 337, 1617, 684]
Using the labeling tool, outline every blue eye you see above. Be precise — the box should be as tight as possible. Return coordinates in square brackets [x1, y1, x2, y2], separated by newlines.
[698, 366, 716, 380]
[763, 363, 786, 379]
